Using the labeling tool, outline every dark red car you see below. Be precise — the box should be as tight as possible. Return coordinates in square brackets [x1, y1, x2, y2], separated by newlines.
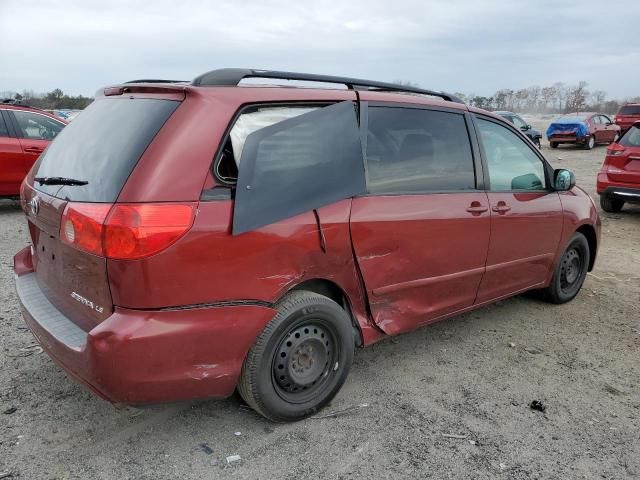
[13, 69, 600, 421]
[597, 120, 640, 212]
[0, 102, 66, 197]
[546, 112, 621, 149]
[614, 103, 640, 134]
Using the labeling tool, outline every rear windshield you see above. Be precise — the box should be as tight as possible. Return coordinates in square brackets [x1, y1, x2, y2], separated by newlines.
[619, 105, 640, 116]
[33, 98, 179, 202]
[620, 126, 640, 147]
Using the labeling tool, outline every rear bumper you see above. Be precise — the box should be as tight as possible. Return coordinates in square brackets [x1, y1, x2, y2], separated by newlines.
[13, 246, 277, 405]
[597, 173, 640, 201]
[547, 134, 588, 144]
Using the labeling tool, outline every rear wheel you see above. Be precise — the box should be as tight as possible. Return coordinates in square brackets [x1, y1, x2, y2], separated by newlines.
[238, 291, 354, 422]
[600, 195, 624, 213]
[541, 233, 589, 304]
[550, 142, 558, 149]
[584, 135, 595, 150]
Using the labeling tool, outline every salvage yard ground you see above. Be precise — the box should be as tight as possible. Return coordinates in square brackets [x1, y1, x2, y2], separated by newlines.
[1, 117, 639, 479]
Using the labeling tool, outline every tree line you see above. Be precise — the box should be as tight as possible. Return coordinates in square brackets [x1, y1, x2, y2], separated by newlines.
[455, 81, 639, 115]
[3, 82, 639, 114]
[1, 88, 93, 110]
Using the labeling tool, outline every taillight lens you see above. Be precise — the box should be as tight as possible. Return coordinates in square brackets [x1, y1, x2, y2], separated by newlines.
[606, 143, 626, 156]
[104, 204, 195, 259]
[61, 203, 111, 256]
[60, 203, 195, 259]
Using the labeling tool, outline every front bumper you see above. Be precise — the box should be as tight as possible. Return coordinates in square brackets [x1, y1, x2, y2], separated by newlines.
[14, 246, 277, 405]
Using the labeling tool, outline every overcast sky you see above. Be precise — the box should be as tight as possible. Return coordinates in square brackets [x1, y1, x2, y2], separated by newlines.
[1, 0, 639, 99]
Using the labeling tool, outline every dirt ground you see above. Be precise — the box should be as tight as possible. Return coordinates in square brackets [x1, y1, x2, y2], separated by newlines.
[1, 117, 639, 479]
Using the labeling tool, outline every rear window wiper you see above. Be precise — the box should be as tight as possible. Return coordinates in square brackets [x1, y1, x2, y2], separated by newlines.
[34, 176, 89, 186]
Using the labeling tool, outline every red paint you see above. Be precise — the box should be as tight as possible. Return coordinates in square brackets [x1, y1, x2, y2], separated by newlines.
[0, 105, 66, 196]
[547, 112, 620, 147]
[14, 82, 600, 405]
[597, 131, 640, 195]
[614, 104, 640, 133]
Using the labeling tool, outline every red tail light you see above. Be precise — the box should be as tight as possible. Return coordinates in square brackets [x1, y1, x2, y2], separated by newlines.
[61, 203, 196, 259]
[606, 143, 626, 156]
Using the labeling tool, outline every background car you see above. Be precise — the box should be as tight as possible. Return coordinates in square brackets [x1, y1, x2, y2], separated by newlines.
[0, 101, 67, 197]
[493, 111, 542, 147]
[597, 120, 640, 212]
[614, 103, 640, 134]
[546, 112, 620, 150]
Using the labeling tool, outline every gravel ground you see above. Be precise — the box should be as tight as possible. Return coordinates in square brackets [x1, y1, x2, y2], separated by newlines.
[1, 118, 639, 479]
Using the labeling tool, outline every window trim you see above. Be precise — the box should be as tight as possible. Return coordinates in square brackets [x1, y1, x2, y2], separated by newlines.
[207, 101, 335, 192]
[470, 113, 554, 193]
[359, 101, 483, 196]
[8, 109, 66, 140]
[0, 110, 13, 138]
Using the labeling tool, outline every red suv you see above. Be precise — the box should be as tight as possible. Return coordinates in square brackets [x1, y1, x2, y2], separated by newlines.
[0, 102, 66, 197]
[597, 120, 640, 212]
[13, 69, 600, 421]
[614, 104, 640, 134]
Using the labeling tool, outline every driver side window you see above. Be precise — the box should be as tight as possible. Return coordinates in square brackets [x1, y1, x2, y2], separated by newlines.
[12, 110, 64, 140]
[476, 117, 546, 191]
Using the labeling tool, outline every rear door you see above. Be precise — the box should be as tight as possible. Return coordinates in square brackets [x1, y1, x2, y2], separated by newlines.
[24, 96, 180, 330]
[600, 115, 617, 142]
[473, 115, 563, 303]
[350, 103, 490, 335]
[9, 109, 65, 172]
[0, 110, 24, 195]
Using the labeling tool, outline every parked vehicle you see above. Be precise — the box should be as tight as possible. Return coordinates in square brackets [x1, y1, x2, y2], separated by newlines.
[597, 120, 640, 212]
[546, 112, 620, 150]
[0, 101, 67, 197]
[614, 104, 640, 134]
[493, 111, 542, 147]
[13, 69, 600, 422]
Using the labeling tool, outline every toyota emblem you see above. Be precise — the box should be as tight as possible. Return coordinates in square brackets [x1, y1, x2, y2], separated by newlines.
[29, 196, 40, 216]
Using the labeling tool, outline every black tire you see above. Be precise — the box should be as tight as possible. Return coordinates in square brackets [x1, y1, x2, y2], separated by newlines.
[535, 138, 541, 149]
[584, 135, 595, 150]
[238, 291, 354, 422]
[600, 195, 624, 213]
[550, 142, 558, 149]
[541, 232, 590, 304]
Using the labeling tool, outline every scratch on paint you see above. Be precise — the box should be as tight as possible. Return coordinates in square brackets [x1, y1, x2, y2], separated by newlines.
[361, 252, 391, 260]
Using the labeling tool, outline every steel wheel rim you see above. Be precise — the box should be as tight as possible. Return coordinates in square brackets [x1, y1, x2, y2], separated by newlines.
[272, 321, 338, 403]
[560, 247, 583, 293]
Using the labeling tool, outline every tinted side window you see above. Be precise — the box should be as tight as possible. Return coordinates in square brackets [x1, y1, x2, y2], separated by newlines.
[366, 107, 476, 193]
[233, 101, 365, 234]
[12, 110, 64, 140]
[476, 117, 546, 191]
[0, 112, 8, 137]
[620, 126, 640, 147]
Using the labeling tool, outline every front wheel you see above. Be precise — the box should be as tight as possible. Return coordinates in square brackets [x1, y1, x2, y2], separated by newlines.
[550, 142, 558, 149]
[238, 291, 354, 422]
[541, 232, 590, 304]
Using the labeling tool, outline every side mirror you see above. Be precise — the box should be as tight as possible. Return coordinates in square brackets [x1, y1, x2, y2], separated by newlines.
[520, 124, 531, 131]
[554, 169, 576, 191]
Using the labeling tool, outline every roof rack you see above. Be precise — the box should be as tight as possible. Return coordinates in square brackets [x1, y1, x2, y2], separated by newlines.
[124, 79, 189, 84]
[190, 68, 464, 104]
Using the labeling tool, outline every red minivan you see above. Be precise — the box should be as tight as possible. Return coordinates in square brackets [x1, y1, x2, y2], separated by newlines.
[13, 69, 600, 421]
[597, 120, 640, 212]
[0, 103, 66, 197]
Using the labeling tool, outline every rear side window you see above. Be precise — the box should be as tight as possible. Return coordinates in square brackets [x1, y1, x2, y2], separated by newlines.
[365, 107, 476, 193]
[33, 98, 179, 202]
[12, 110, 64, 140]
[233, 101, 365, 234]
[620, 126, 640, 147]
[619, 105, 640, 115]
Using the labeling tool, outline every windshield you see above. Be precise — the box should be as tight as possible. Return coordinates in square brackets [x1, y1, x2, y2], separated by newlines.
[32, 97, 179, 202]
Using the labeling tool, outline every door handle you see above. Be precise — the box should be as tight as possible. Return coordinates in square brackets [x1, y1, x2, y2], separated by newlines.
[466, 203, 488, 214]
[24, 147, 44, 153]
[492, 203, 511, 214]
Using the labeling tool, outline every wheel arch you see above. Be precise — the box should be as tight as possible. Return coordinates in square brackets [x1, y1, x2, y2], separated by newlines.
[287, 278, 363, 346]
[576, 224, 597, 271]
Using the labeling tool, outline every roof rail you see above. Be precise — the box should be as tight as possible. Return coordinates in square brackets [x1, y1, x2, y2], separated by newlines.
[124, 79, 189, 84]
[191, 68, 464, 104]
